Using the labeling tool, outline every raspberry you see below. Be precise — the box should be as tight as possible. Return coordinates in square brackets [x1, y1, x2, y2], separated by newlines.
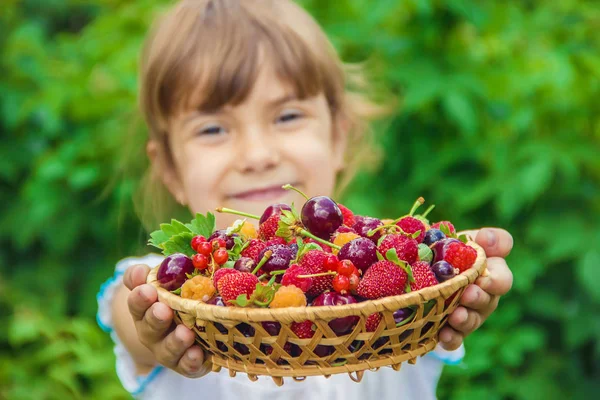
[357, 260, 408, 299]
[332, 232, 361, 254]
[217, 272, 259, 305]
[239, 221, 257, 239]
[181, 275, 216, 302]
[410, 261, 438, 291]
[291, 320, 314, 338]
[444, 242, 477, 272]
[213, 268, 239, 288]
[269, 285, 307, 308]
[378, 234, 419, 265]
[281, 264, 313, 293]
[366, 312, 382, 332]
[266, 237, 287, 246]
[431, 221, 456, 235]
[338, 203, 356, 227]
[241, 239, 267, 263]
[396, 216, 426, 243]
[259, 214, 281, 241]
[299, 250, 333, 296]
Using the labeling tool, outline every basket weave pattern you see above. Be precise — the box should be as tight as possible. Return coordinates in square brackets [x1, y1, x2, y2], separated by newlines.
[147, 241, 487, 385]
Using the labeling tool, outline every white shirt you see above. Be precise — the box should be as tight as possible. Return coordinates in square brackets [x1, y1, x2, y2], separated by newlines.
[97, 254, 464, 400]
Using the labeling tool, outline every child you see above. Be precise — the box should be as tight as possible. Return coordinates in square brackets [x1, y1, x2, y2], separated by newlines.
[97, 1, 514, 399]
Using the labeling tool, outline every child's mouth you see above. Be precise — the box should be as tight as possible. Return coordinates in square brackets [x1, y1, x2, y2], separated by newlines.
[230, 183, 299, 202]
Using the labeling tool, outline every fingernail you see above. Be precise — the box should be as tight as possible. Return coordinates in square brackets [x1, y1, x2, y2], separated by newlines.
[187, 352, 197, 362]
[153, 306, 163, 322]
[459, 311, 468, 324]
[486, 230, 497, 247]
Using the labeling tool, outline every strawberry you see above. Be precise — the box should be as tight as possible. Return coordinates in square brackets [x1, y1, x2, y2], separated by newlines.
[240, 239, 267, 263]
[281, 264, 313, 293]
[378, 234, 419, 265]
[396, 216, 426, 243]
[356, 260, 408, 299]
[259, 214, 281, 241]
[291, 320, 314, 338]
[431, 221, 456, 235]
[338, 203, 356, 227]
[410, 261, 438, 291]
[217, 272, 259, 305]
[366, 312, 382, 332]
[212, 268, 239, 288]
[299, 250, 333, 296]
[444, 242, 477, 272]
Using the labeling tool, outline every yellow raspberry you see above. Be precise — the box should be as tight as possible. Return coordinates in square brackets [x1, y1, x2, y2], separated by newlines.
[381, 218, 395, 225]
[269, 285, 307, 308]
[332, 232, 361, 255]
[240, 221, 257, 239]
[181, 275, 216, 302]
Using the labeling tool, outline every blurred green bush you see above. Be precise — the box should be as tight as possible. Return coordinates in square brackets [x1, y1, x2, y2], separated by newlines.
[1, 0, 598, 399]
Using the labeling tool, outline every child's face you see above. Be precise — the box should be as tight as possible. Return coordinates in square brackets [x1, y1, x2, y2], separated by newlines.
[153, 64, 346, 229]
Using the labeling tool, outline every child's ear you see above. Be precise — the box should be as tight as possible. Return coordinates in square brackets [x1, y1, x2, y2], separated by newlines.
[146, 139, 188, 206]
[332, 113, 350, 173]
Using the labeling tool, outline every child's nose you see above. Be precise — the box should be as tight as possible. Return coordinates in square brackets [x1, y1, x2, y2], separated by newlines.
[237, 128, 281, 173]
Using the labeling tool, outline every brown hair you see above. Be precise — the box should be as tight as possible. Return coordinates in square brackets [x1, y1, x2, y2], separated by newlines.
[134, 0, 391, 231]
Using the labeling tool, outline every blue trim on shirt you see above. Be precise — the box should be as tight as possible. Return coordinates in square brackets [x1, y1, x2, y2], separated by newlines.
[96, 269, 125, 333]
[131, 366, 165, 396]
[427, 350, 464, 365]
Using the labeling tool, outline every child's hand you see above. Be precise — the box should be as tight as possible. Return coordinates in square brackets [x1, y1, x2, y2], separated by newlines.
[439, 228, 514, 351]
[122, 264, 212, 378]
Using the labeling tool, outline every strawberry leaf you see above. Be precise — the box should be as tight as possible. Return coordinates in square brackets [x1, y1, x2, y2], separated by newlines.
[162, 232, 195, 257]
[229, 294, 251, 307]
[171, 288, 182, 295]
[439, 223, 451, 236]
[185, 212, 216, 238]
[385, 248, 415, 283]
[458, 234, 469, 244]
[227, 235, 246, 259]
[149, 219, 192, 248]
[410, 230, 421, 240]
[222, 260, 235, 269]
[376, 250, 385, 261]
[251, 283, 277, 307]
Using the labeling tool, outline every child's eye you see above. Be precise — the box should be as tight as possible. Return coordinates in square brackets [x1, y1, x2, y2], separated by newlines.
[198, 124, 225, 135]
[276, 111, 302, 124]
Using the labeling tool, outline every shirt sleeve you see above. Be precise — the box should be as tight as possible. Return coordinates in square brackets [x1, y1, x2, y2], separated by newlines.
[96, 254, 166, 398]
[427, 342, 465, 365]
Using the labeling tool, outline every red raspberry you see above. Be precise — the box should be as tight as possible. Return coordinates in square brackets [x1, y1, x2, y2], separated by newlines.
[241, 239, 267, 263]
[410, 261, 438, 291]
[378, 234, 419, 265]
[444, 242, 477, 272]
[291, 320, 314, 338]
[431, 221, 456, 235]
[281, 264, 313, 293]
[265, 237, 287, 246]
[338, 203, 356, 227]
[396, 216, 426, 243]
[366, 312, 382, 332]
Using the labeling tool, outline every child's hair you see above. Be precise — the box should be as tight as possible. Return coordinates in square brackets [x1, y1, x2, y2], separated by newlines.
[133, 0, 392, 231]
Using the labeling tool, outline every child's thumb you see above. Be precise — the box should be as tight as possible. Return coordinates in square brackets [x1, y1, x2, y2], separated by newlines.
[123, 264, 151, 291]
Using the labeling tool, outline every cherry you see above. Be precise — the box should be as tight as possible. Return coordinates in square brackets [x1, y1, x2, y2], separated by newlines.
[431, 260, 456, 282]
[233, 257, 255, 273]
[259, 203, 292, 225]
[352, 216, 384, 243]
[301, 196, 343, 240]
[191, 235, 207, 252]
[157, 253, 195, 291]
[208, 230, 237, 250]
[192, 253, 209, 270]
[312, 292, 359, 335]
[338, 237, 378, 273]
[197, 241, 213, 257]
[258, 244, 294, 274]
[423, 229, 446, 246]
[213, 248, 229, 265]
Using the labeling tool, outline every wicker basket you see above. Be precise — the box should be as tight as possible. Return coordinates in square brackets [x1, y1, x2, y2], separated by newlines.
[147, 241, 487, 385]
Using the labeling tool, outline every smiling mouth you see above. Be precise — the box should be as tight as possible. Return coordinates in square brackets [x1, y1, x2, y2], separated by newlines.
[229, 183, 299, 202]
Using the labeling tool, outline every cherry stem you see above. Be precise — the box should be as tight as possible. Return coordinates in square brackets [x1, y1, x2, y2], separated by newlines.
[421, 204, 435, 218]
[297, 271, 338, 279]
[215, 207, 260, 220]
[252, 250, 272, 275]
[409, 197, 425, 216]
[296, 228, 341, 250]
[282, 184, 309, 201]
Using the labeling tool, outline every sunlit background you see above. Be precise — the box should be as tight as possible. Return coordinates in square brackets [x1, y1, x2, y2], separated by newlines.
[1, 0, 599, 399]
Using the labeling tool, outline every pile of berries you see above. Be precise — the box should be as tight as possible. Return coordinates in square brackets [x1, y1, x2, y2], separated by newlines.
[153, 187, 478, 341]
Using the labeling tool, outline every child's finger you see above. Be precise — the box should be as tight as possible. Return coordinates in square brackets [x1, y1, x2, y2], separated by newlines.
[475, 228, 514, 258]
[475, 257, 513, 296]
[127, 284, 158, 322]
[447, 306, 483, 335]
[138, 302, 173, 344]
[177, 346, 211, 378]
[123, 264, 151, 291]
[459, 284, 493, 311]
[155, 324, 196, 369]
[438, 326, 463, 351]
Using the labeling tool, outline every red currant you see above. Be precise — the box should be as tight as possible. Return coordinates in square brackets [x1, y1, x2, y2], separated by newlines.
[197, 241, 212, 256]
[332, 274, 350, 294]
[211, 238, 227, 250]
[190, 235, 207, 252]
[192, 253, 209, 270]
[348, 274, 360, 292]
[338, 260, 355, 277]
[213, 248, 229, 265]
[324, 254, 340, 272]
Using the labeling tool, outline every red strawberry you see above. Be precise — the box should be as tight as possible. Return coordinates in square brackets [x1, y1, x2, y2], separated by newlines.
[396, 216, 426, 243]
[431, 221, 456, 235]
[366, 312, 382, 332]
[338, 203, 356, 227]
[357, 260, 408, 299]
[217, 272, 259, 304]
[266, 237, 287, 246]
[213, 268, 239, 288]
[281, 264, 313, 293]
[410, 261, 438, 291]
[303, 237, 332, 253]
[259, 214, 281, 241]
[378, 234, 419, 264]
[299, 250, 333, 296]
[444, 242, 477, 272]
[291, 320, 314, 338]
[241, 239, 267, 263]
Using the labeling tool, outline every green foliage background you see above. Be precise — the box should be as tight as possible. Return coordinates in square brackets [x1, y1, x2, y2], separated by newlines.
[1, 0, 599, 398]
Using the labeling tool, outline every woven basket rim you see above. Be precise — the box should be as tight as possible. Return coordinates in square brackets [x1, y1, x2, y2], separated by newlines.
[147, 241, 486, 323]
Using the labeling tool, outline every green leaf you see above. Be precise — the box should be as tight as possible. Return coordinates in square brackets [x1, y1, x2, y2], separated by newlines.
[229, 294, 251, 307]
[171, 288, 182, 295]
[439, 223, 451, 236]
[578, 250, 600, 302]
[185, 212, 216, 238]
[458, 234, 469, 244]
[385, 248, 414, 283]
[418, 243, 433, 262]
[162, 232, 195, 257]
